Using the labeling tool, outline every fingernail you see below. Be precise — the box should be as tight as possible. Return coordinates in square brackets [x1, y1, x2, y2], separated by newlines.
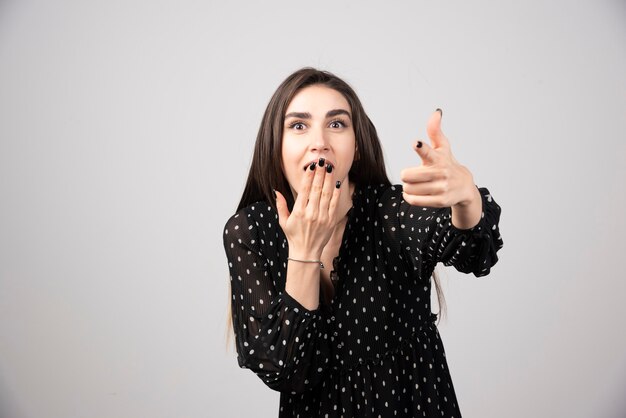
[436, 108, 443, 117]
[318, 158, 325, 167]
[309, 162, 316, 171]
[326, 164, 333, 173]
[272, 189, 277, 199]
[416, 141, 423, 149]
[335, 181, 341, 189]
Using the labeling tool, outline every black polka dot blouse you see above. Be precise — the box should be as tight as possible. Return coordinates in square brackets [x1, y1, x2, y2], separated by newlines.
[223, 184, 503, 417]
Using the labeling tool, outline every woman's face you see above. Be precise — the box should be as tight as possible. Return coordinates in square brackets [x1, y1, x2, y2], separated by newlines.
[281, 85, 356, 199]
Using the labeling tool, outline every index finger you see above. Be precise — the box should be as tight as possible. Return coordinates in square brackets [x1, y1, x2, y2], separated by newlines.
[413, 139, 438, 165]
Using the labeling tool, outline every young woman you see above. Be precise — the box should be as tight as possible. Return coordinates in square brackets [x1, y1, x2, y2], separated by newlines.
[223, 68, 503, 417]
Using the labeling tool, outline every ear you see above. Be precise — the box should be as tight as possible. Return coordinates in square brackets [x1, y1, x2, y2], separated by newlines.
[354, 145, 360, 161]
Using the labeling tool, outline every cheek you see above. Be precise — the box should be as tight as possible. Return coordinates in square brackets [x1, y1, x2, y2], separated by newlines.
[281, 144, 298, 172]
[340, 139, 357, 164]
[280, 140, 303, 189]
[281, 136, 301, 160]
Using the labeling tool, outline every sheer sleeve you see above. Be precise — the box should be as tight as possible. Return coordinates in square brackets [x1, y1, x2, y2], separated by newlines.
[380, 185, 503, 277]
[223, 208, 330, 393]
[433, 187, 503, 276]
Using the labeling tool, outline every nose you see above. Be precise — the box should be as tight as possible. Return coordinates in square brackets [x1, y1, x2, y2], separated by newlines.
[309, 127, 330, 152]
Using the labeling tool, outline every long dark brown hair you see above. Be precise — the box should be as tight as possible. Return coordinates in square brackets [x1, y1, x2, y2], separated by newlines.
[226, 68, 445, 347]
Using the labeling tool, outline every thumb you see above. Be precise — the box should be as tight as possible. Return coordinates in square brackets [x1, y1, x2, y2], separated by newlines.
[274, 189, 290, 230]
[426, 108, 450, 150]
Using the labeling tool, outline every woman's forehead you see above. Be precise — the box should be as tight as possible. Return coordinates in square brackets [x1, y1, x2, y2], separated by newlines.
[286, 85, 351, 116]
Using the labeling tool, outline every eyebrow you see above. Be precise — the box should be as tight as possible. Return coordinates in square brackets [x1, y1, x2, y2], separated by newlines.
[284, 109, 352, 120]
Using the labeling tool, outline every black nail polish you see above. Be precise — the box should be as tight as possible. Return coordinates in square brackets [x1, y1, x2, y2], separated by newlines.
[416, 141, 423, 148]
[309, 162, 316, 171]
[336, 181, 341, 189]
[436, 108, 443, 117]
[326, 164, 333, 173]
[272, 189, 277, 199]
[318, 158, 325, 167]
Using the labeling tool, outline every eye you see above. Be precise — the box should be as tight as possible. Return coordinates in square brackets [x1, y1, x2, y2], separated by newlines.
[329, 119, 347, 129]
[288, 122, 306, 130]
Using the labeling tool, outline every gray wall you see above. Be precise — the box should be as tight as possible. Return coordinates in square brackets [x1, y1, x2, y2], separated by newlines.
[1, 1, 625, 417]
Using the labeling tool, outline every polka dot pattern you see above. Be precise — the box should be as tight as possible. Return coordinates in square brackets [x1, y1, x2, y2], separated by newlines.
[223, 185, 503, 416]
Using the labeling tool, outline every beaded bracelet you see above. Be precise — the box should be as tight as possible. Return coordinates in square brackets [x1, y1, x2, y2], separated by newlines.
[287, 257, 324, 269]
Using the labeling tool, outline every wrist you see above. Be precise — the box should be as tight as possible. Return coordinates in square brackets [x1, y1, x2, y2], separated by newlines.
[287, 257, 325, 269]
[453, 184, 480, 208]
[288, 248, 323, 261]
[451, 186, 482, 229]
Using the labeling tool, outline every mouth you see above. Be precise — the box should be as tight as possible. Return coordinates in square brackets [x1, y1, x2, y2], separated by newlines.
[303, 158, 335, 171]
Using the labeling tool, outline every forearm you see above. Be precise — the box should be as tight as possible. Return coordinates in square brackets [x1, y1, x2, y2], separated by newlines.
[233, 287, 328, 393]
[451, 185, 482, 229]
[284, 259, 321, 311]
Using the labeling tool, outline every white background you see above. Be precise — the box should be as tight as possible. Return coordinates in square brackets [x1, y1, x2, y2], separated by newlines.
[1, 1, 625, 417]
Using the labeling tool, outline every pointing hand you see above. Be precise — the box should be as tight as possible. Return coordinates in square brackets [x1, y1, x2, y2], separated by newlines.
[400, 109, 477, 208]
